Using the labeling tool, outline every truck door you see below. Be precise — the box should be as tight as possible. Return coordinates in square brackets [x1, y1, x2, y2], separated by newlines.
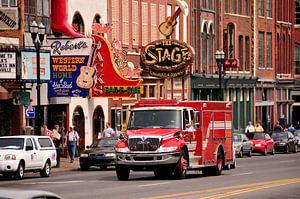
[32, 137, 44, 168]
[24, 138, 38, 169]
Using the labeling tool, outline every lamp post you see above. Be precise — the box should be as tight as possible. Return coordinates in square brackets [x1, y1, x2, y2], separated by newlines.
[30, 21, 46, 135]
[215, 50, 225, 101]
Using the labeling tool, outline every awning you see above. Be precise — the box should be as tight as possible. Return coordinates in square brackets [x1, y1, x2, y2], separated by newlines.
[0, 85, 10, 100]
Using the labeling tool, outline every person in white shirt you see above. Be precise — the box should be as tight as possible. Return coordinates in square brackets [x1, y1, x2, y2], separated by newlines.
[103, 122, 114, 137]
[245, 121, 255, 134]
[64, 126, 80, 163]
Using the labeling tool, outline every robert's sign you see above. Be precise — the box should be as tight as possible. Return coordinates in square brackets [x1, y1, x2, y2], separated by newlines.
[141, 39, 193, 78]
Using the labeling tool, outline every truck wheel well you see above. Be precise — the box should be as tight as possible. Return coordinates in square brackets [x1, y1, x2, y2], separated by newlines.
[20, 159, 25, 169]
[217, 145, 225, 167]
[181, 145, 189, 166]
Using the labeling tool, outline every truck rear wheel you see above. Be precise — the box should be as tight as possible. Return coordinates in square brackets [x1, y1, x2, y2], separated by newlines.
[173, 151, 187, 179]
[40, 160, 51, 177]
[116, 165, 130, 180]
[211, 150, 223, 176]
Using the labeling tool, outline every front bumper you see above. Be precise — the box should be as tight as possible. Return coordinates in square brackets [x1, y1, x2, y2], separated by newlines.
[116, 152, 181, 166]
[79, 157, 116, 166]
[252, 145, 265, 153]
[0, 160, 19, 173]
[274, 144, 287, 151]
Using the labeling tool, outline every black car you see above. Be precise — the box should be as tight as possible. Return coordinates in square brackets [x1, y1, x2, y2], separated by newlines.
[293, 130, 300, 151]
[271, 131, 298, 153]
[79, 137, 118, 170]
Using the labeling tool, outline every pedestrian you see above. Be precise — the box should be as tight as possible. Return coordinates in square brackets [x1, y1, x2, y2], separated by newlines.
[295, 121, 300, 130]
[273, 121, 283, 132]
[287, 124, 295, 132]
[255, 122, 264, 133]
[103, 122, 114, 137]
[52, 124, 62, 167]
[64, 126, 80, 163]
[245, 121, 255, 134]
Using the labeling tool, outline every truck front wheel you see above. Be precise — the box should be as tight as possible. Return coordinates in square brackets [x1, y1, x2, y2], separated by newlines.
[116, 165, 130, 180]
[173, 151, 187, 179]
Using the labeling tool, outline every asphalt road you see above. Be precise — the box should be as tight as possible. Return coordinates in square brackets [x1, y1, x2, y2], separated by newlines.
[1, 152, 300, 199]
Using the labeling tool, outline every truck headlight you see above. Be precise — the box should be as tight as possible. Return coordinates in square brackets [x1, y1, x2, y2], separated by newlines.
[157, 146, 178, 152]
[115, 147, 129, 153]
[4, 154, 16, 160]
[105, 153, 116, 157]
[80, 153, 88, 157]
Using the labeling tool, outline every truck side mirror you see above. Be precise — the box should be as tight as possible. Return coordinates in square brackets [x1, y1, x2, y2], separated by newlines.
[119, 134, 125, 140]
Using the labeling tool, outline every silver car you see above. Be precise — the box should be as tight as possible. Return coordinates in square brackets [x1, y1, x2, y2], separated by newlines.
[233, 133, 253, 157]
[0, 188, 62, 199]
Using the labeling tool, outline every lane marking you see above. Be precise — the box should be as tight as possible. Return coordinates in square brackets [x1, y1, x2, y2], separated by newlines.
[138, 182, 170, 188]
[141, 178, 300, 199]
[22, 180, 84, 185]
[231, 172, 253, 176]
[279, 160, 296, 163]
[201, 178, 300, 199]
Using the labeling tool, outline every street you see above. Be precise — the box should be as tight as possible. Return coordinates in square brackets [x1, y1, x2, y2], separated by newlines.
[0, 152, 299, 199]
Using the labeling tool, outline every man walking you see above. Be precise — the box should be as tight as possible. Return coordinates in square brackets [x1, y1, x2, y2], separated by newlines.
[64, 126, 80, 163]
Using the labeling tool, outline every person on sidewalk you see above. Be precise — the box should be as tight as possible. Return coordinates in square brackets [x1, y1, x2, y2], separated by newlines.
[52, 124, 62, 167]
[255, 122, 264, 133]
[245, 121, 255, 134]
[273, 121, 283, 132]
[103, 122, 114, 137]
[64, 126, 80, 163]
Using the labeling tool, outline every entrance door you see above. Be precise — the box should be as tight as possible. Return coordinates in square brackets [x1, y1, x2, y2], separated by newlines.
[72, 106, 85, 154]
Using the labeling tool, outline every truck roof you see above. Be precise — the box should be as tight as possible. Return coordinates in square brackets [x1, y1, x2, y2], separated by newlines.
[0, 135, 51, 139]
[132, 106, 189, 111]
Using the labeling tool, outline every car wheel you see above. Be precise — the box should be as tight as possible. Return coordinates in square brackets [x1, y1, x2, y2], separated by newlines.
[100, 166, 107, 170]
[116, 165, 130, 180]
[271, 148, 275, 155]
[263, 147, 268, 156]
[80, 164, 89, 171]
[247, 149, 252, 157]
[173, 150, 188, 179]
[294, 145, 298, 153]
[285, 145, 289, 154]
[40, 160, 51, 177]
[15, 162, 24, 180]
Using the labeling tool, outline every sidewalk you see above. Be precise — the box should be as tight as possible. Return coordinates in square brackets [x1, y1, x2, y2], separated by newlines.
[52, 157, 80, 172]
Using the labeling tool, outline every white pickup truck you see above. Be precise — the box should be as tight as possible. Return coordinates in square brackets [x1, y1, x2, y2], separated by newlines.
[0, 135, 57, 179]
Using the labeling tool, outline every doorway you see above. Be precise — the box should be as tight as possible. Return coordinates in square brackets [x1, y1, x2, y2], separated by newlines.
[72, 106, 85, 154]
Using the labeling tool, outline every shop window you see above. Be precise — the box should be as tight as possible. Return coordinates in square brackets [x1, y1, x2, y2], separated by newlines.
[149, 85, 155, 98]
[141, 85, 147, 98]
[72, 12, 85, 35]
[24, 0, 50, 33]
[296, 1, 300, 24]
[160, 85, 164, 98]
[295, 44, 300, 75]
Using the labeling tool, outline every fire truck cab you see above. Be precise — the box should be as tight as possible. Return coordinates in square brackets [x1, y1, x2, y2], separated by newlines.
[115, 100, 234, 180]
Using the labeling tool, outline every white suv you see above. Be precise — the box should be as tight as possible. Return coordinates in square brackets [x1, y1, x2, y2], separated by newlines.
[0, 135, 57, 180]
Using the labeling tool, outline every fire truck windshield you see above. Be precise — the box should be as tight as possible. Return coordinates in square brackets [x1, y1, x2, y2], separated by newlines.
[127, 110, 181, 129]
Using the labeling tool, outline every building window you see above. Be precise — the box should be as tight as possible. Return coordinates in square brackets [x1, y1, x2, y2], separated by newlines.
[122, 0, 129, 45]
[225, 0, 229, 13]
[142, 2, 149, 46]
[92, 14, 102, 35]
[72, 12, 84, 35]
[245, 36, 250, 71]
[266, 0, 272, 17]
[141, 85, 147, 98]
[296, 0, 300, 25]
[132, 0, 139, 46]
[258, 0, 264, 16]
[238, 35, 244, 70]
[295, 44, 300, 75]
[231, 0, 236, 13]
[237, 0, 241, 14]
[112, 0, 120, 41]
[201, 25, 207, 73]
[245, 0, 249, 15]
[24, 0, 50, 32]
[0, 0, 16, 7]
[258, 32, 265, 68]
[266, 33, 272, 69]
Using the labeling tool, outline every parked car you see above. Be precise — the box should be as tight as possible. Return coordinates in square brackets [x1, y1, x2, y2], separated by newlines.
[271, 131, 298, 153]
[293, 130, 300, 151]
[0, 188, 62, 199]
[0, 135, 57, 180]
[247, 132, 275, 155]
[233, 133, 253, 157]
[79, 137, 118, 170]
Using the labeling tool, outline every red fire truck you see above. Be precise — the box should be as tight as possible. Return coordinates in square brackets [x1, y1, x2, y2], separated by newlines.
[115, 100, 235, 180]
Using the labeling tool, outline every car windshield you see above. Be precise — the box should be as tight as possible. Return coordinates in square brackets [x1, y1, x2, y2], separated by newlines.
[294, 131, 300, 137]
[0, 138, 24, 150]
[233, 134, 242, 142]
[271, 133, 288, 140]
[252, 133, 265, 140]
[127, 110, 181, 129]
[91, 139, 118, 148]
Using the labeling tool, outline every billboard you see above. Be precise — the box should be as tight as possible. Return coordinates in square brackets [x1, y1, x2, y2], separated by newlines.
[46, 37, 93, 97]
[0, 8, 18, 30]
[0, 51, 16, 79]
[20, 50, 51, 81]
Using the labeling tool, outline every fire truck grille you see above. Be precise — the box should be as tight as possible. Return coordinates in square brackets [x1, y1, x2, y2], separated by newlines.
[128, 137, 161, 151]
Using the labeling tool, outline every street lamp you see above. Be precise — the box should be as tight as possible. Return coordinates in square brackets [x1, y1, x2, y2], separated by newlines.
[215, 50, 225, 101]
[30, 21, 46, 135]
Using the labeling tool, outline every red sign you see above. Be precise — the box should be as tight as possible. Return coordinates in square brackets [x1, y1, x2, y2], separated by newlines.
[90, 34, 143, 97]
